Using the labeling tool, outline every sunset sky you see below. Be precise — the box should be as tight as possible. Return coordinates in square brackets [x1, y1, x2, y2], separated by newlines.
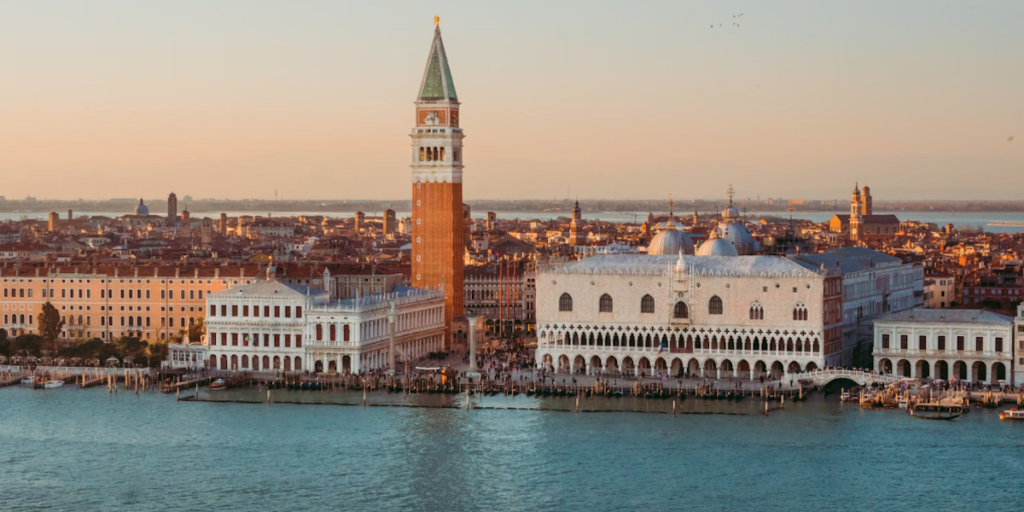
[1, 0, 1021, 201]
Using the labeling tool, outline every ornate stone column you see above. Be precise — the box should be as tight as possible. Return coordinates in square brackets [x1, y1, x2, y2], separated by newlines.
[467, 311, 479, 373]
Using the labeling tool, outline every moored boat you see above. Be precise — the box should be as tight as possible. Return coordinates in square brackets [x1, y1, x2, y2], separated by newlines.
[21, 376, 40, 386]
[44, 380, 64, 389]
[209, 379, 227, 390]
[999, 408, 1024, 421]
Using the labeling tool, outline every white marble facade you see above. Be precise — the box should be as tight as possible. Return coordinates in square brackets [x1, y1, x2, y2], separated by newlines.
[535, 254, 831, 380]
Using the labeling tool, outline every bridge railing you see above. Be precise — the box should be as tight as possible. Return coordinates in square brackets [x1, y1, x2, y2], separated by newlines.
[788, 369, 899, 385]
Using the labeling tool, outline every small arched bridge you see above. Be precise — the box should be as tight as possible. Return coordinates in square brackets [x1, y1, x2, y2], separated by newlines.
[787, 369, 900, 387]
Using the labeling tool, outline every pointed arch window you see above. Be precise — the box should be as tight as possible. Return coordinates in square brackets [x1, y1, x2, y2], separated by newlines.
[749, 303, 764, 320]
[793, 303, 808, 321]
[559, 293, 573, 312]
[640, 294, 655, 314]
[599, 294, 614, 313]
[708, 296, 723, 315]
[673, 301, 689, 319]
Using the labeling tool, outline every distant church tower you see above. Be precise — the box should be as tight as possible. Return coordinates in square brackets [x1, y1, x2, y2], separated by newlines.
[167, 192, 178, 223]
[849, 184, 862, 240]
[569, 201, 584, 246]
[410, 18, 465, 345]
[860, 185, 872, 215]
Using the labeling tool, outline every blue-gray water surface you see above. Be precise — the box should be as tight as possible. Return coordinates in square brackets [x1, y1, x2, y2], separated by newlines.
[1, 387, 1021, 512]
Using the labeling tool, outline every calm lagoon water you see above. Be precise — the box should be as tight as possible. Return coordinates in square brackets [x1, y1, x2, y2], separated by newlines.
[1, 387, 1021, 512]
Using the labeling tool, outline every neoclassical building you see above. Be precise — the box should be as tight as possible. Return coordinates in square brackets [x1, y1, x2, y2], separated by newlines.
[205, 275, 446, 374]
[535, 254, 842, 380]
[873, 308, 1017, 384]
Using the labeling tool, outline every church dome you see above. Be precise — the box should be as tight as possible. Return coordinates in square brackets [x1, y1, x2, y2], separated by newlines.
[722, 205, 740, 220]
[648, 228, 694, 255]
[718, 222, 760, 255]
[134, 199, 149, 216]
[696, 236, 738, 257]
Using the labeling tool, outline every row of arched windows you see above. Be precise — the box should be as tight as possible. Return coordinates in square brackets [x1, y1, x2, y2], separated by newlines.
[794, 303, 808, 321]
[419, 146, 446, 162]
[560, 293, 660, 314]
[749, 304, 764, 320]
[558, 292, 808, 321]
[315, 324, 351, 342]
[214, 354, 301, 371]
[542, 331, 820, 354]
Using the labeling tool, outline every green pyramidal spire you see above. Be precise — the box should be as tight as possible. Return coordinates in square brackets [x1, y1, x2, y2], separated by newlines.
[418, 25, 458, 102]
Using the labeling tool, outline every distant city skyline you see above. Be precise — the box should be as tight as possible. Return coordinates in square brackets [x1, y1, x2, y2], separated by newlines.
[1, 1, 1021, 200]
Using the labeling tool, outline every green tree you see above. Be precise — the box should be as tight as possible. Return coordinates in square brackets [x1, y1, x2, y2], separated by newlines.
[146, 341, 169, 367]
[13, 334, 43, 357]
[37, 301, 65, 354]
[114, 336, 148, 365]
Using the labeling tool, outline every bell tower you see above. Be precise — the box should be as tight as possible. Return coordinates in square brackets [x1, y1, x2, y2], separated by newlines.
[411, 18, 465, 345]
[569, 201, 584, 246]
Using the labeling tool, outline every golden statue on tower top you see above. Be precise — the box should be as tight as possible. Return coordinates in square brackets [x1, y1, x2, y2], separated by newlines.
[434, 16, 439, 27]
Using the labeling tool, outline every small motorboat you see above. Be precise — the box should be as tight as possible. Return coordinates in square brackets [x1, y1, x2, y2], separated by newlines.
[44, 380, 65, 389]
[209, 379, 227, 391]
[21, 376, 40, 386]
[898, 398, 909, 410]
[999, 408, 1024, 421]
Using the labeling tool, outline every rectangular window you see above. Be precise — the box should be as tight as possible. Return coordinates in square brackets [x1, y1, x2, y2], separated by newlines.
[274, 334, 280, 347]
[189, 290, 194, 300]
[243, 305, 249, 317]
[957, 336, 964, 351]
[937, 336, 946, 350]
[62, 289, 67, 298]
[285, 306, 291, 318]
[180, 290, 185, 300]
[882, 335, 890, 349]
[210, 333, 217, 345]
[254, 306, 260, 317]
[128, 290, 133, 299]
[296, 334, 302, 348]
[900, 335, 908, 350]
[161, 290, 166, 299]
[264, 306, 270, 317]
[210, 305, 216, 317]
[995, 337, 1003, 352]
[198, 290, 203, 300]
[284, 334, 291, 348]
[120, 316, 125, 326]
[87, 290, 91, 299]
[145, 290, 150, 299]
[919, 335, 926, 350]
[232, 305, 238, 317]
[296, 306, 302, 319]
[976, 337, 983, 352]
[120, 290, 125, 299]
[274, 306, 280, 318]
[231, 333, 238, 346]
[263, 334, 270, 347]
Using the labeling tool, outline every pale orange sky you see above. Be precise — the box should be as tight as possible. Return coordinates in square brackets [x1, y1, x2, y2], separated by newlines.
[1, 1, 1021, 201]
